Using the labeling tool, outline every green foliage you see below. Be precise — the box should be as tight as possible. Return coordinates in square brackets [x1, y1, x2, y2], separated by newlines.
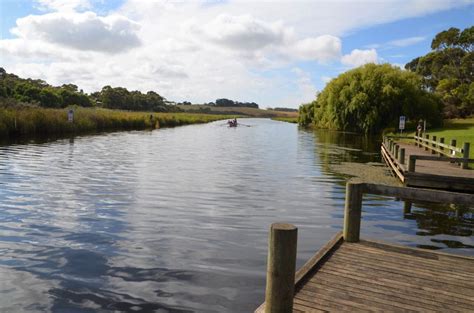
[0, 107, 232, 139]
[406, 26, 473, 117]
[301, 63, 442, 134]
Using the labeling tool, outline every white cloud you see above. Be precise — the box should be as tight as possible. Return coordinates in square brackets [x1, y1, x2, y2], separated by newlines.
[12, 12, 141, 53]
[341, 49, 378, 67]
[291, 35, 341, 62]
[35, 0, 91, 12]
[388, 36, 425, 47]
[200, 14, 289, 50]
[2, 0, 473, 108]
[367, 36, 426, 49]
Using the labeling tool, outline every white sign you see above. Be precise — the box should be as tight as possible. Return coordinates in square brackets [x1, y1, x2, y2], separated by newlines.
[399, 116, 406, 130]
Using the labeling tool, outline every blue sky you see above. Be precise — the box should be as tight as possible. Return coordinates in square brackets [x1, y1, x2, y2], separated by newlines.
[1, 0, 473, 108]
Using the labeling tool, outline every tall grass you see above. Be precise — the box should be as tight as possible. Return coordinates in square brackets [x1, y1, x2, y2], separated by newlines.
[0, 107, 232, 139]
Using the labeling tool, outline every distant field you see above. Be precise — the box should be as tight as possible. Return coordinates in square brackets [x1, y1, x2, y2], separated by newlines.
[176, 105, 298, 118]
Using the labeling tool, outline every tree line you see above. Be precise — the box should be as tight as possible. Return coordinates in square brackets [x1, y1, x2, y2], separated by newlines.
[0, 68, 179, 112]
[299, 26, 473, 133]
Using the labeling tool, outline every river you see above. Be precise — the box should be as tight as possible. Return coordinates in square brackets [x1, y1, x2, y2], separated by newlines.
[0, 118, 472, 312]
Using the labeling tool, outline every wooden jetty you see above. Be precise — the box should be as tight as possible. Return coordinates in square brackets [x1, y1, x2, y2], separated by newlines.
[381, 135, 474, 192]
[256, 183, 474, 313]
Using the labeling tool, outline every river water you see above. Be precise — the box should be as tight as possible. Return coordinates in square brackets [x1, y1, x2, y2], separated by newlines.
[0, 118, 472, 312]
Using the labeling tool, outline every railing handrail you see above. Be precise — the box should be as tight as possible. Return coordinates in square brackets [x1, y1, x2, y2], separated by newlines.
[344, 182, 474, 243]
[414, 134, 463, 153]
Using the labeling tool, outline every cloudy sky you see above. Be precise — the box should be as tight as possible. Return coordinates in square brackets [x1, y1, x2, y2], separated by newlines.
[1, 0, 473, 108]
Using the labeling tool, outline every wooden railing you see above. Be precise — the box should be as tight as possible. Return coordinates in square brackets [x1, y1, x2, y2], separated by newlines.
[414, 134, 470, 169]
[383, 136, 473, 172]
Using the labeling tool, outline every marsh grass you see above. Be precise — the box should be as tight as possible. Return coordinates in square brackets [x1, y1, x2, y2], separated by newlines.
[0, 107, 233, 139]
[272, 117, 298, 123]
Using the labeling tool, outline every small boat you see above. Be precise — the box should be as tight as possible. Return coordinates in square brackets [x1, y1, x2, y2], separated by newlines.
[228, 119, 238, 127]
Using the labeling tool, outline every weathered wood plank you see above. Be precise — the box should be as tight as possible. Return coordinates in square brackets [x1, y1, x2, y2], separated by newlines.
[310, 271, 468, 312]
[329, 252, 474, 288]
[295, 231, 343, 287]
[338, 246, 474, 279]
[320, 261, 474, 298]
[314, 267, 474, 309]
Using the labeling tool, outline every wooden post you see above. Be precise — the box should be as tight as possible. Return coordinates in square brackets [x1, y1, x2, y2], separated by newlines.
[431, 136, 437, 154]
[395, 144, 400, 159]
[264, 223, 297, 313]
[343, 182, 364, 243]
[462, 142, 470, 170]
[439, 138, 445, 156]
[408, 155, 416, 172]
[399, 148, 405, 165]
[424, 134, 429, 151]
[403, 201, 412, 215]
[450, 139, 457, 162]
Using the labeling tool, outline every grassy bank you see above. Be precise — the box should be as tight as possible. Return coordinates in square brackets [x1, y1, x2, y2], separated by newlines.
[386, 117, 474, 159]
[272, 117, 298, 123]
[425, 118, 474, 159]
[0, 107, 233, 139]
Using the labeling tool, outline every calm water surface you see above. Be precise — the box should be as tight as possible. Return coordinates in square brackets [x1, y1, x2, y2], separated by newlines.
[0, 118, 472, 312]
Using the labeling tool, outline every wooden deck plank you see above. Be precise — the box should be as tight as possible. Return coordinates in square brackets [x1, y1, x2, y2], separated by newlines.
[257, 237, 474, 312]
[339, 245, 474, 278]
[309, 272, 468, 312]
[381, 141, 474, 192]
[330, 250, 474, 286]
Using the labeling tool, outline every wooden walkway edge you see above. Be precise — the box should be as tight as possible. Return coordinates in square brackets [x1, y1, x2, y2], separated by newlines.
[255, 183, 474, 313]
[381, 139, 474, 192]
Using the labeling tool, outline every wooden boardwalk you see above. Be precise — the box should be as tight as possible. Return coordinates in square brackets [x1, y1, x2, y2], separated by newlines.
[396, 142, 473, 178]
[291, 234, 474, 312]
[381, 140, 474, 192]
[256, 183, 474, 313]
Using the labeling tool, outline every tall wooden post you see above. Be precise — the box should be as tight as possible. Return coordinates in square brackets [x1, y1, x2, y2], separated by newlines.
[424, 134, 429, 151]
[399, 148, 405, 165]
[431, 136, 437, 154]
[439, 138, 445, 156]
[462, 142, 470, 170]
[408, 155, 416, 172]
[395, 144, 400, 159]
[343, 182, 364, 243]
[264, 223, 297, 313]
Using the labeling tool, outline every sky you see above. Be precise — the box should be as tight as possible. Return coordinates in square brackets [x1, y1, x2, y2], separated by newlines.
[0, 0, 473, 108]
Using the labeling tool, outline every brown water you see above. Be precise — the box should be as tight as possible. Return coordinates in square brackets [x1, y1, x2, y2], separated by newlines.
[0, 118, 472, 312]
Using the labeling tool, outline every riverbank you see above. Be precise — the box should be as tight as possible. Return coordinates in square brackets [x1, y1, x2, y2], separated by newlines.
[0, 107, 234, 139]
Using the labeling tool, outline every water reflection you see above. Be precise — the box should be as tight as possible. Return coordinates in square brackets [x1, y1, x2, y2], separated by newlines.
[0, 119, 472, 312]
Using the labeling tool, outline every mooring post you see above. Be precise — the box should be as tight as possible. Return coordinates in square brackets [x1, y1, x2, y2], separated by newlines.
[399, 148, 405, 165]
[343, 182, 364, 243]
[439, 138, 445, 155]
[395, 144, 400, 159]
[462, 142, 470, 170]
[264, 223, 297, 313]
[431, 136, 437, 154]
[408, 155, 416, 172]
[424, 134, 429, 151]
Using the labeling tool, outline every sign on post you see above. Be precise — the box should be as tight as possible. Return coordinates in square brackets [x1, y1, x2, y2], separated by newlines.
[399, 116, 406, 133]
[68, 109, 74, 123]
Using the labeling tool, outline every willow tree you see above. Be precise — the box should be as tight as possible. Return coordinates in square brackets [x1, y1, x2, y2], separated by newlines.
[305, 63, 442, 134]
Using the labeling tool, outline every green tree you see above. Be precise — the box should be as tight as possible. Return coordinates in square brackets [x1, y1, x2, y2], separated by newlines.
[300, 63, 442, 133]
[406, 26, 473, 117]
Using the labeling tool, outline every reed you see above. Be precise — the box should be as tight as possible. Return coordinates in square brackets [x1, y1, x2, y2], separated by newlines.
[0, 107, 232, 138]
